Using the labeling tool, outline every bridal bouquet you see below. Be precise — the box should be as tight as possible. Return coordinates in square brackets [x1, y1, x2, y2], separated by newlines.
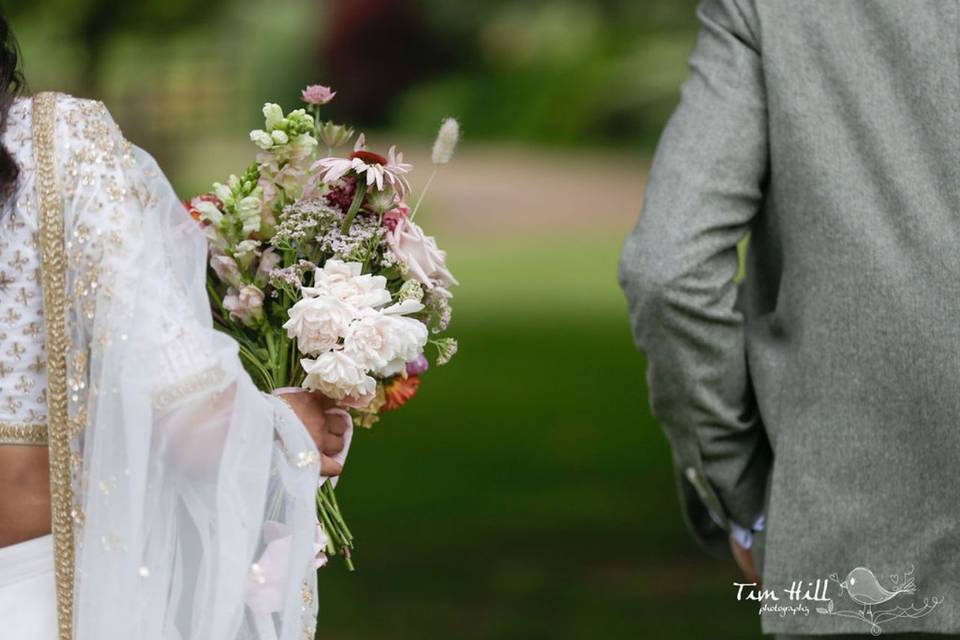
[187, 84, 459, 570]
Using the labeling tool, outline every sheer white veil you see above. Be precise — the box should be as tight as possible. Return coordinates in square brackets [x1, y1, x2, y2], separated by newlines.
[40, 92, 321, 640]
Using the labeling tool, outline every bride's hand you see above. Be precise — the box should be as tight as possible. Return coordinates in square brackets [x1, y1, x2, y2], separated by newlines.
[278, 390, 350, 476]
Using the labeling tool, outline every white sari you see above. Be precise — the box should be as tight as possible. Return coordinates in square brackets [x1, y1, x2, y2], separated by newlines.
[29, 91, 321, 639]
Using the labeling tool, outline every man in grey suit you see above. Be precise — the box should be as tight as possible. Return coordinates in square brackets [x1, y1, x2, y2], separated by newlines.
[619, 1, 960, 637]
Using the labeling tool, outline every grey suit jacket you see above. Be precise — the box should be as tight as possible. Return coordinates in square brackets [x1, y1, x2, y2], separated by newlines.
[619, 1, 960, 634]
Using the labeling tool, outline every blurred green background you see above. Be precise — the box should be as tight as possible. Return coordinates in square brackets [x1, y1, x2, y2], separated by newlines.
[6, 0, 760, 637]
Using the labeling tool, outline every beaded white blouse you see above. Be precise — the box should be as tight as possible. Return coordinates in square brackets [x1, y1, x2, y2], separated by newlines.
[0, 96, 47, 444]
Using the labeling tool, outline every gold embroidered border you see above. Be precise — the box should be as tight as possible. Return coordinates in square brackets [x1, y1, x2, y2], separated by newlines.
[34, 91, 75, 640]
[0, 420, 48, 445]
[153, 363, 228, 412]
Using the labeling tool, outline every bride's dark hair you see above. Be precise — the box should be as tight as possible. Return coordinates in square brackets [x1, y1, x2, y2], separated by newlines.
[0, 11, 23, 195]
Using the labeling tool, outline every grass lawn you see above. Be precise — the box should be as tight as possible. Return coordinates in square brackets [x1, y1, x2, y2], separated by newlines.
[314, 231, 761, 639]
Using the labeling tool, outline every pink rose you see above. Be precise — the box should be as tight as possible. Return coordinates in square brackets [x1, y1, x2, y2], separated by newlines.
[384, 216, 458, 290]
[382, 204, 409, 232]
[301, 84, 336, 106]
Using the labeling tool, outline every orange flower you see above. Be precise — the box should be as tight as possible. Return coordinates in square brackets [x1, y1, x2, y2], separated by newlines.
[382, 375, 421, 412]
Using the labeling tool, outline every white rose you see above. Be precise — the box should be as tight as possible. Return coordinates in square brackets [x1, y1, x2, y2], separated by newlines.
[301, 260, 359, 299]
[301, 351, 377, 400]
[302, 260, 392, 308]
[283, 295, 355, 355]
[320, 259, 362, 280]
[385, 217, 458, 291]
[374, 315, 428, 377]
[343, 310, 394, 370]
[340, 273, 392, 308]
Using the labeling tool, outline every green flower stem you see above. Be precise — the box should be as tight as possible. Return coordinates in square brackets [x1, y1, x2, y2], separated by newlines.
[276, 333, 289, 389]
[265, 331, 275, 364]
[311, 105, 320, 144]
[410, 166, 438, 221]
[237, 344, 273, 389]
[206, 281, 224, 311]
[340, 175, 367, 234]
[316, 497, 341, 549]
[323, 483, 353, 541]
[318, 492, 351, 544]
[316, 489, 355, 571]
[319, 485, 353, 543]
[289, 338, 300, 387]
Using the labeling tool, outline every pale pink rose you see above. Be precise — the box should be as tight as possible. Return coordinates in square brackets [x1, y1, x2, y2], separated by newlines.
[301, 260, 392, 308]
[342, 308, 404, 371]
[283, 296, 354, 355]
[373, 315, 428, 378]
[301, 84, 336, 106]
[384, 217, 459, 290]
[301, 351, 377, 400]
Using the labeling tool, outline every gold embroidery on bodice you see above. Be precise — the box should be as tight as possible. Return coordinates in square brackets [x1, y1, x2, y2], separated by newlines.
[0, 96, 48, 445]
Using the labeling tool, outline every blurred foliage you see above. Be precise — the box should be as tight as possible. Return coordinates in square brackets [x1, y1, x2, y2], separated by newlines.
[388, 0, 703, 149]
[5, 0, 703, 160]
[6, 0, 228, 89]
[5, 0, 323, 172]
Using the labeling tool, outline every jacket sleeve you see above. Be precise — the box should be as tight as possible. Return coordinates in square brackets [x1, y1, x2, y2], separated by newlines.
[617, 0, 771, 558]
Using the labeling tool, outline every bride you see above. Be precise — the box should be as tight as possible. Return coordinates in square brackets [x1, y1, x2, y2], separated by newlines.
[0, 14, 349, 640]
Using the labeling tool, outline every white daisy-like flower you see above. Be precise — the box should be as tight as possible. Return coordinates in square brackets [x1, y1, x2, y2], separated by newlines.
[311, 140, 413, 198]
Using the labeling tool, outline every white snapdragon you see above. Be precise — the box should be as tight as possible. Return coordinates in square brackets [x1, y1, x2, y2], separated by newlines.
[194, 200, 224, 225]
[263, 103, 284, 130]
[250, 129, 273, 149]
